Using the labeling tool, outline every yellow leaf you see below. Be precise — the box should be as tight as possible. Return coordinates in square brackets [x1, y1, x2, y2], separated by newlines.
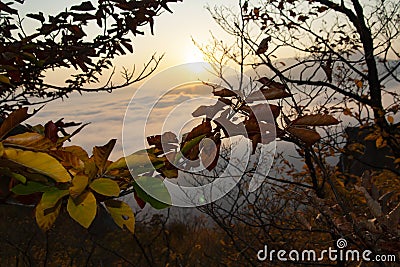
[62, 145, 89, 162]
[0, 74, 11, 84]
[40, 188, 69, 210]
[89, 178, 120, 197]
[105, 200, 135, 234]
[69, 174, 89, 198]
[394, 158, 400, 164]
[4, 148, 71, 182]
[387, 115, 394, 124]
[67, 191, 97, 228]
[354, 79, 363, 88]
[0, 142, 4, 157]
[35, 200, 61, 231]
[375, 136, 384, 148]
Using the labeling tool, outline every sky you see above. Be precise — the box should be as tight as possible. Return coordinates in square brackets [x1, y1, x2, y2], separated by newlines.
[20, 0, 244, 158]
[17, 0, 241, 85]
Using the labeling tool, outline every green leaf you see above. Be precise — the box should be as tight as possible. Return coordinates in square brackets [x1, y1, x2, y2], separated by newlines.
[105, 200, 135, 234]
[174, 134, 206, 164]
[67, 191, 97, 228]
[89, 178, 120, 197]
[41, 188, 69, 210]
[132, 176, 171, 209]
[11, 172, 27, 184]
[4, 148, 71, 183]
[107, 149, 164, 175]
[11, 181, 52, 195]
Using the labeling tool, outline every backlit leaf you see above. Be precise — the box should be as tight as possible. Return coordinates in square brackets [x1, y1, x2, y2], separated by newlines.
[132, 176, 171, 209]
[67, 191, 97, 228]
[105, 200, 135, 233]
[286, 127, 321, 146]
[0, 108, 32, 139]
[35, 200, 61, 231]
[93, 139, 116, 172]
[4, 148, 71, 183]
[40, 188, 69, 210]
[4, 132, 55, 150]
[292, 114, 340, 126]
[69, 174, 89, 198]
[89, 178, 120, 197]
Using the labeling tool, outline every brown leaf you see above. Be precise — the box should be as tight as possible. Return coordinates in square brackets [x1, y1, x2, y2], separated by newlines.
[257, 77, 286, 90]
[45, 121, 59, 143]
[256, 37, 271, 55]
[247, 87, 291, 102]
[184, 120, 212, 142]
[71, 1, 96, 11]
[92, 139, 116, 173]
[292, 114, 340, 126]
[213, 88, 237, 97]
[0, 108, 33, 140]
[4, 132, 55, 151]
[286, 127, 321, 146]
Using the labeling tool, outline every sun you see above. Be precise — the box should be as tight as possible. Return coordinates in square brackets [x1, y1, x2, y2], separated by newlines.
[184, 45, 205, 63]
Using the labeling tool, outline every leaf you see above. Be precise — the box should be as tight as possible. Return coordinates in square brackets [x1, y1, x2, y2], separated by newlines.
[11, 181, 52, 195]
[11, 172, 26, 184]
[62, 146, 89, 162]
[106, 149, 163, 176]
[292, 114, 340, 126]
[184, 120, 212, 142]
[0, 108, 32, 139]
[213, 89, 237, 97]
[4, 132, 55, 150]
[256, 37, 271, 55]
[93, 139, 116, 172]
[246, 88, 291, 101]
[69, 174, 89, 198]
[4, 148, 71, 183]
[40, 188, 69, 210]
[0, 2, 18, 14]
[179, 134, 206, 161]
[132, 176, 171, 209]
[35, 200, 61, 231]
[286, 127, 321, 146]
[0, 74, 11, 84]
[67, 191, 97, 228]
[192, 101, 226, 119]
[387, 115, 394, 124]
[354, 79, 363, 88]
[71, 1, 95, 11]
[27, 12, 45, 23]
[134, 192, 146, 209]
[50, 150, 85, 171]
[89, 178, 120, 197]
[44, 121, 58, 143]
[105, 200, 135, 233]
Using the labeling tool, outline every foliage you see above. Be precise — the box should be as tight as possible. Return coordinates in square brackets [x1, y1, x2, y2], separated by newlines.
[0, 0, 181, 113]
